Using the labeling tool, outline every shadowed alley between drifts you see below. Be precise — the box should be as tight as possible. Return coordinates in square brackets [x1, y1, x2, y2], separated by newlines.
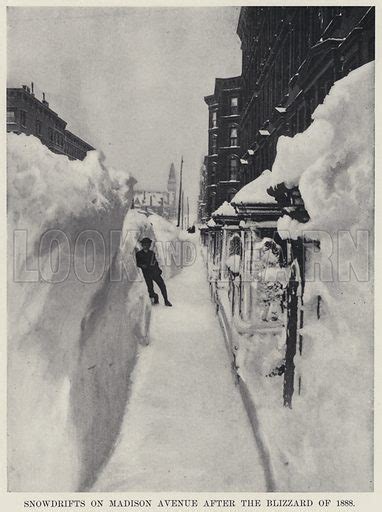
[92, 247, 267, 492]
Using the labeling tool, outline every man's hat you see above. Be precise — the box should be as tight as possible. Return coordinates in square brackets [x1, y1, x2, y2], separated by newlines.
[140, 237, 152, 244]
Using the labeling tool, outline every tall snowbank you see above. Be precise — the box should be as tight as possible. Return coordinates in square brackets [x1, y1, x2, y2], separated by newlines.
[8, 134, 133, 250]
[251, 63, 374, 491]
[271, 62, 374, 235]
[7, 133, 154, 491]
[211, 62, 374, 492]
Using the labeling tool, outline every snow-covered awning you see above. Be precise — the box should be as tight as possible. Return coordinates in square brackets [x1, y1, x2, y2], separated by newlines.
[240, 158, 248, 165]
[231, 170, 277, 206]
[211, 201, 237, 217]
[275, 106, 287, 114]
[259, 129, 271, 136]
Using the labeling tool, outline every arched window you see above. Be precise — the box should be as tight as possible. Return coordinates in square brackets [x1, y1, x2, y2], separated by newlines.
[229, 156, 239, 181]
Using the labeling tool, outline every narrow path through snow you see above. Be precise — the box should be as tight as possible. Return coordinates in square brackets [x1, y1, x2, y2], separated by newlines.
[92, 246, 267, 491]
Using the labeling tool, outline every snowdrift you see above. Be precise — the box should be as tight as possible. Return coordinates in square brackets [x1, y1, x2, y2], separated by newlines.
[7, 134, 180, 491]
[240, 62, 374, 491]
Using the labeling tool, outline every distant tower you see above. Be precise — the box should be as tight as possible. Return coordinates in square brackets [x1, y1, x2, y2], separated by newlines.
[167, 162, 177, 218]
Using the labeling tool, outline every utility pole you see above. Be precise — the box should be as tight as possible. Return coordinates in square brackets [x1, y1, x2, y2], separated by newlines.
[177, 156, 183, 227]
[186, 196, 190, 229]
[181, 190, 184, 230]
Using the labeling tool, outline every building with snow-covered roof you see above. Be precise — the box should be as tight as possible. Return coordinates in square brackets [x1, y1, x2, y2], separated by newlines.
[134, 163, 177, 219]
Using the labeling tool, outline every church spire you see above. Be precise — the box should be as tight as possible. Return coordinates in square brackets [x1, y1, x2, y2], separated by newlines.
[167, 162, 177, 219]
[168, 162, 176, 183]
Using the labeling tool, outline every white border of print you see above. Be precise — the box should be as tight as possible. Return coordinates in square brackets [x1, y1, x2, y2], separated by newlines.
[0, 1, 380, 511]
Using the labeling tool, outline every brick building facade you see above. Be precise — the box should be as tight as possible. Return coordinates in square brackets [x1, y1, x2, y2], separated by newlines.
[204, 76, 242, 216]
[238, 6, 374, 189]
[7, 84, 94, 160]
[201, 6, 374, 218]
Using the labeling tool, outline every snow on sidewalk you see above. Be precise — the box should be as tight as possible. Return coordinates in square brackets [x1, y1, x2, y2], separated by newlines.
[92, 247, 267, 492]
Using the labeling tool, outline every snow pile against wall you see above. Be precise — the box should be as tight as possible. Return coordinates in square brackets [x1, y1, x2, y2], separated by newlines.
[245, 62, 374, 491]
[7, 133, 153, 491]
[271, 62, 374, 235]
[8, 133, 133, 248]
[231, 170, 277, 205]
[208, 62, 374, 492]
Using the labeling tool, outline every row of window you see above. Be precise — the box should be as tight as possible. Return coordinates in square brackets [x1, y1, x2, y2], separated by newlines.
[7, 110, 16, 124]
[210, 156, 240, 183]
[7, 108, 87, 160]
[8, 91, 61, 124]
[7, 109, 67, 150]
[67, 145, 85, 160]
[242, 7, 353, 117]
[241, 89, 332, 179]
[48, 128, 65, 148]
[210, 96, 239, 128]
[210, 126, 239, 153]
[7, 109, 27, 127]
[244, 8, 341, 75]
[243, 31, 337, 136]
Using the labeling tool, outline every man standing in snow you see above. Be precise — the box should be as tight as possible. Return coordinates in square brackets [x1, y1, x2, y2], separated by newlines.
[136, 237, 172, 306]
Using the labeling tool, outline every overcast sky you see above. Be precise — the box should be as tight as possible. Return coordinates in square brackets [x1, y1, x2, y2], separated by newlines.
[7, 7, 242, 218]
